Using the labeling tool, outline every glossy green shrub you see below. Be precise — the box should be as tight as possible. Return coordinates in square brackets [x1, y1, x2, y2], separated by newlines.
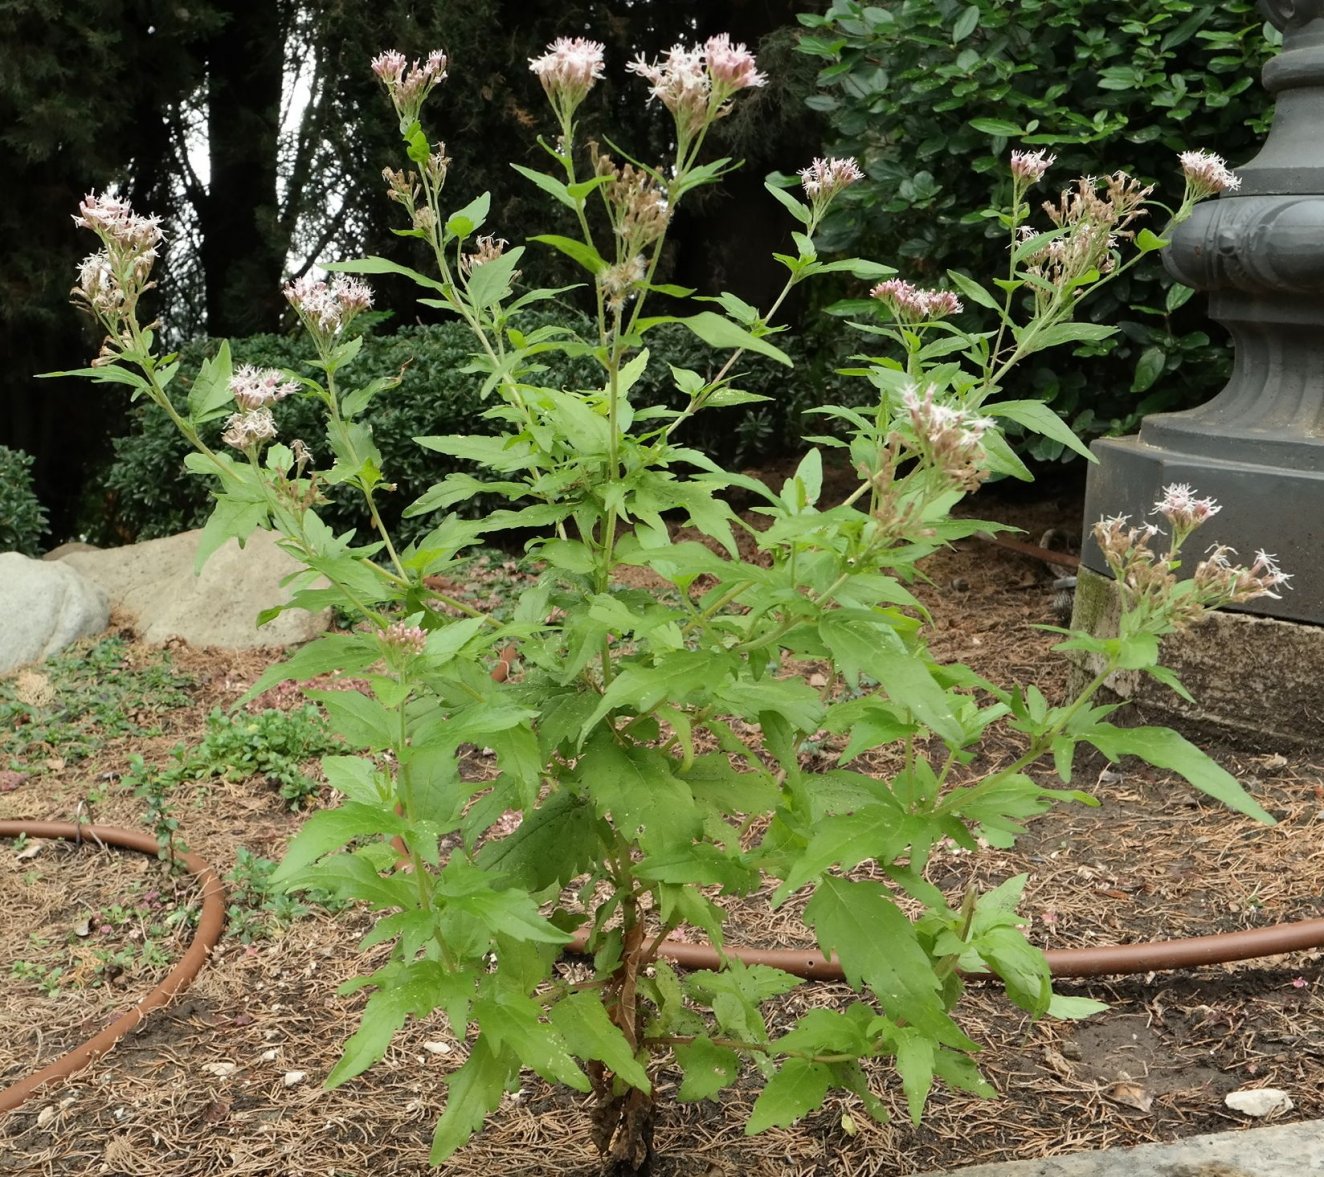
[799, 0, 1278, 459]
[0, 446, 48, 555]
[97, 317, 843, 546]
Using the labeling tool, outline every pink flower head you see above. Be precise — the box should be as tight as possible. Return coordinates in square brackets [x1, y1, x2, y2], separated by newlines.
[230, 365, 299, 411]
[901, 384, 994, 490]
[529, 37, 606, 116]
[799, 156, 864, 205]
[372, 49, 447, 119]
[704, 34, 766, 94]
[1151, 482, 1221, 536]
[73, 192, 164, 256]
[221, 408, 278, 451]
[383, 621, 428, 654]
[1179, 149, 1240, 198]
[1010, 149, 1056, 186]
[284, 273, 374, 341]
[628, 35, 763, 136]
[870, 279, 963, 322]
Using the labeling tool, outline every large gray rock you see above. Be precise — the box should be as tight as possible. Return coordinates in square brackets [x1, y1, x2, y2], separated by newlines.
[60, 529, 330, 649]
[0, 553, 110, 673]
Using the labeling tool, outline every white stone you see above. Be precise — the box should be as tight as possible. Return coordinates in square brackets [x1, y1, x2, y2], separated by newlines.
[60, 528, 329, 649]
[1225, 1087, 1295, 1118]
[0, 553, 109, 673]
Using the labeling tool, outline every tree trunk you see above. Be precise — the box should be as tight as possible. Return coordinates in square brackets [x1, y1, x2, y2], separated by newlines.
[200, 2, 287, 336]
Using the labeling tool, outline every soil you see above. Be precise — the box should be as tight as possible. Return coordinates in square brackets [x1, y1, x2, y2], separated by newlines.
[1, 467, 1320, 1177]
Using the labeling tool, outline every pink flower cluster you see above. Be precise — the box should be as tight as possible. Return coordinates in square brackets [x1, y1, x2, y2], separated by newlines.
[71, 192, 165, 335]
[221, 408, 278, 452]
[870, 279, 963, 322]
[1010, 149, 1055, 185]
[627, 35, 765, 136]
[799, 156, 864, 204]
[529, 37, 606, 115]
[284, 274, 374, 340]
[371, 50, 448, 119]
[1152, 482, 1220, 538]
[1179, 149, 1240, 198]
[383, 622, 428, 654]
[1093, 485, 1293, 626]
[901, 384, 994, 491]
[229, 365, 299, 411]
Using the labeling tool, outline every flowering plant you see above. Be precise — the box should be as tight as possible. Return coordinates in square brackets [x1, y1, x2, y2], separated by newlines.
[57, 35, 1277, 1172]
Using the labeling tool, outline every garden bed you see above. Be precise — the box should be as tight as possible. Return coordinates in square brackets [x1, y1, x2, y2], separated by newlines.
[1, 475, 1320, 1177]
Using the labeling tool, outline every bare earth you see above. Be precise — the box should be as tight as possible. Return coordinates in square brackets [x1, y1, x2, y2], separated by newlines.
[1, 472, 1320, 1177]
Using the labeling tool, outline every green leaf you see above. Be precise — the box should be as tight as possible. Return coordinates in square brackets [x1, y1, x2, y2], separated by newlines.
[329, 255, 447, 294]
[465, 247, 525, 309]
[805, 878, 968, 1047]
[476, 790, 600, 890]
[1048, 993, 1110, 1019]
[1082, 724, 1275, 823]
[474, 989, 589, 1090]
[969, 116, 1022, 136]
[510, 163, 576, 210]
[1136, 228, 1171, 253]
[529, 233, 607, 276]
[872, 651, 964, 745]
[894, 1029, 935, 1123]
[818, 611, 905, 689]
[985, 399, 1094, 461]
[764, 179, 812, 226]
[430, 1037, 512, 1163]
[952, 5, 980, 42]
[547, 991, 651, 1090]
[1131, 345, 1166, 393]
[746, 1058, 832, 1134]
[577, 733, 702, 853]
[675, 1036, 742, 1101]
[444, 192, 491, 241]
[946, 269, 1001, 312]
[271, 802, 406, 885]
[669, 311, 793, 367]
[187, 340, 234, 423]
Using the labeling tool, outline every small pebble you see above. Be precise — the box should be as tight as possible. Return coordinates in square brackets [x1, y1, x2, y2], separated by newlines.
[951, 576, 970, 592]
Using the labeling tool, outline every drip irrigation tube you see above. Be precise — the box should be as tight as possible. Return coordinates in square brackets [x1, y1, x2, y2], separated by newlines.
[0, 821, 226, 1116]
[568, 918, 1324, 982]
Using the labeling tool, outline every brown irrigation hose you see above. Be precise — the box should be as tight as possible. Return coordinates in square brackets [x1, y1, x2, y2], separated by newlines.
[0, 821, 227, 1115]
[567, 917, 1324, 982]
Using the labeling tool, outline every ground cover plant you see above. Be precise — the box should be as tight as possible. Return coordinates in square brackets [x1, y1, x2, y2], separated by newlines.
[54, 32, 1290, 1174]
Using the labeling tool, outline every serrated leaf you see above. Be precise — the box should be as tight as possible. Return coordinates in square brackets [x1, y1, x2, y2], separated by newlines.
[548, 991, 651, 1090]
[271, 802, 406, 885]
[819, 611, 905, 689]
[430, 1037, 512, 1163]
[675, 1036, 743, 1100]
[577, 732, 702, 853]
[187, 340, 234, 422]
[872, 651, 963, 745]
[985, 399, 1093, 461]
[465, 247, 524, 309]
[1082, 724, 1274, 823]
[746, 1058, 832, 1133]
[670, 311, 792, 366]
[474, 989, 589, 1090]
[894, 1028, 935, 1123]
[476, 789, 599, 890]
[805, 878, 968, 1047]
